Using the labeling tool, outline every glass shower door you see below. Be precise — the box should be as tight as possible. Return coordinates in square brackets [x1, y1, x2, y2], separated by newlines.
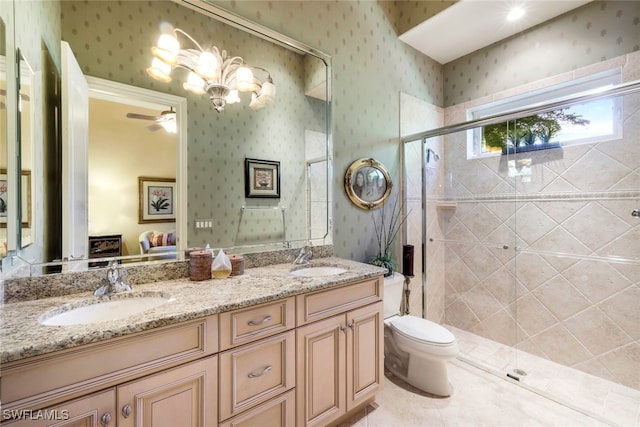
[510, 88, 640, 417]
[403, 127, 520, 378]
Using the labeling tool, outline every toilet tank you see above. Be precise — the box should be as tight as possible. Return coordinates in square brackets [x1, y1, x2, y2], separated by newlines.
[383, 272, 405, 318]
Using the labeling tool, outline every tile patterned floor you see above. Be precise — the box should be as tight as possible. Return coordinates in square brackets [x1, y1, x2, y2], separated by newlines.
[449, 326, 640, 427]
[340, 327, 640, 427]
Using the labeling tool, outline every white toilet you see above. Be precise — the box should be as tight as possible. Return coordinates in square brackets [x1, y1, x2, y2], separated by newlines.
[383, 272, 459, 396]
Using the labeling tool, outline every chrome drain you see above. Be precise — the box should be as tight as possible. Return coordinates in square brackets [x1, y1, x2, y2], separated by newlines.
[506, 368, 527, 381]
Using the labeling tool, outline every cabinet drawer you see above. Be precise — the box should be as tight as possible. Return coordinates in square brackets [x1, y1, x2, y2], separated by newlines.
[219, 389, 295, 427]
[220, 297, 295, 351]
[219, 330, 295, 421]
[296, 276, 383, 325]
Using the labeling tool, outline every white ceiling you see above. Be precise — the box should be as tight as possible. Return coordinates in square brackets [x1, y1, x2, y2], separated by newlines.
[399, 0, 592, 65]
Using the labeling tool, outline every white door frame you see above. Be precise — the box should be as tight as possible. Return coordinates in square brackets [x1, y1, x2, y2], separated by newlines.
[85, 76, 188, 252]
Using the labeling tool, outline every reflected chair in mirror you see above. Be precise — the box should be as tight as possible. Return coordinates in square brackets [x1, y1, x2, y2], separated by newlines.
[139, 230, 177, 260]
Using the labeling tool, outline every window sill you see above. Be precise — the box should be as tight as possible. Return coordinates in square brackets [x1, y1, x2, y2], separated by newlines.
[501, 142, 561, 155]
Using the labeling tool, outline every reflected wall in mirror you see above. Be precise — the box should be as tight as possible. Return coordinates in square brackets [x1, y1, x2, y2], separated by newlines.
[17, 50, 34, 250]
[0, 16, 6, 259]
[6, 0, 331, 273]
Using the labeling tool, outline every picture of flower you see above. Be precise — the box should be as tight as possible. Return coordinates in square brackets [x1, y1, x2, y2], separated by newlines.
[150, 187, 171, 212]
[139, 177, 176, 223]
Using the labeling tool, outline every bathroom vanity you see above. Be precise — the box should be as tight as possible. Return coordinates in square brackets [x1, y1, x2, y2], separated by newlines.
[0, 257, 385, 427]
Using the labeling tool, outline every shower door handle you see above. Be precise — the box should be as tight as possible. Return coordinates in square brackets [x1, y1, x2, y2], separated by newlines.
[632, 209, 640, 217]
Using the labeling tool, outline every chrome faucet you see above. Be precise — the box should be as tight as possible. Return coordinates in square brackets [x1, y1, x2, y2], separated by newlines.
[94, 260, 132, 296]
[293, 246, 313, 265]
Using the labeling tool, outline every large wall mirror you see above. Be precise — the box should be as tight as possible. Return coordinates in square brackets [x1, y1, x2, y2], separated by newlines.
[3, 0, 331, 277]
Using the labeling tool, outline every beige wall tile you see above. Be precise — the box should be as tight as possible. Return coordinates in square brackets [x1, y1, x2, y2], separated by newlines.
[529, 325, 592, 366]
[532, 276, 591, 321]
[599, 287, 640, 341]
[564, 307, 632, 356]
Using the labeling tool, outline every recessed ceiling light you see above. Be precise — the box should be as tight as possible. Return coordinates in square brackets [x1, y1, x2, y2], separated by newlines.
[507, 6, 525, 21]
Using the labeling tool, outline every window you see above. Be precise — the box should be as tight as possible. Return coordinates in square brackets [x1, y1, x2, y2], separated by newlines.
[467, 69, 622, 159]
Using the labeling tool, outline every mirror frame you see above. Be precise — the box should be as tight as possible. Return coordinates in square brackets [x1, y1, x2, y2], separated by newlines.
[344, 158, 392, 210]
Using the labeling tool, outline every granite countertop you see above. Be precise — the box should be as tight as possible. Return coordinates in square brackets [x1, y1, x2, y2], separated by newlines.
[1, 257, 386, 364]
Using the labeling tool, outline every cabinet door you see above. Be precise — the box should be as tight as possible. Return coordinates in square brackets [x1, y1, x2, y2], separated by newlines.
[4, 389, 115, 427]
[117, 356, 217, 427]
[346, 301, 384, 411]
[295, 315, 346, 427]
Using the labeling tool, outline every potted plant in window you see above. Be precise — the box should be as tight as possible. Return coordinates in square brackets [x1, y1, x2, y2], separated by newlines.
[483, 109, 589, 155]
[370, 195, 409, 277]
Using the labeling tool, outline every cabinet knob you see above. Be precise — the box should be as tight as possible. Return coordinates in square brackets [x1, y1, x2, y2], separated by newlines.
[100, 412, 112, 427]
[248, 365, 272, 378]
[248, 315, 272, 326]
[121, 404, 132, 418]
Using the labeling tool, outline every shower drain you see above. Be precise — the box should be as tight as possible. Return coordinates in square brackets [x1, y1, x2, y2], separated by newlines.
[506, 368, 527, 381]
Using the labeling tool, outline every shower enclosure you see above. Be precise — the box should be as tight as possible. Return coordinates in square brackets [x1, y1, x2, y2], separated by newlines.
[402, 78, 639, 425]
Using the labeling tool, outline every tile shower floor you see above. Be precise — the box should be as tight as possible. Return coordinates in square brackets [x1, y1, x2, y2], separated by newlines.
[341, 326, 640, 427]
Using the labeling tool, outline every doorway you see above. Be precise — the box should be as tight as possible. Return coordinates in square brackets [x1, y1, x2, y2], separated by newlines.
[86, 77, 187, 258]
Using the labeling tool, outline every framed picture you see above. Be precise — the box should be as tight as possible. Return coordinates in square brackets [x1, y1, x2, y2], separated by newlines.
[138, 177, 176, 224]
[245, 158, 281, 198]
[0, 169, 31, 228]
[344, 158, 392, 210]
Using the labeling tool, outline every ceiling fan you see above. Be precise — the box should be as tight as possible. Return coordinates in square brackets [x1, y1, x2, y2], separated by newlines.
[125, 107, 177, 133]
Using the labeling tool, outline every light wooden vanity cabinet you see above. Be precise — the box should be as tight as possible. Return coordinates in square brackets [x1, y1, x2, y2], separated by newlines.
[295, 277, 384, 427]
[3, 273, 385, 427]
[218, 298, 296, 426]
[1, 315, 218, 427]
[6, 357, 218, 427]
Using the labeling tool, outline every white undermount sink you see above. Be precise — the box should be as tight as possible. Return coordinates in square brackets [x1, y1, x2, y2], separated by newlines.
[290, 266, 347, 277]
[39, 293, 172, 326]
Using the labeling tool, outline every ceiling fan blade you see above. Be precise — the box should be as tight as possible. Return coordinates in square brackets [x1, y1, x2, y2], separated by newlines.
[126, 112, 159, 121]
[0, 89, 30, 101]
[146, 124, 163, 132]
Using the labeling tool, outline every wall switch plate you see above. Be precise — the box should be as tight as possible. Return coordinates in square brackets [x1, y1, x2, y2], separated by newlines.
[195, 219, 214, 229]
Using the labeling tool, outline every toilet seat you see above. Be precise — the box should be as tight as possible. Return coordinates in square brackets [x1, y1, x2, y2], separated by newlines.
[388, 315, 455, 346]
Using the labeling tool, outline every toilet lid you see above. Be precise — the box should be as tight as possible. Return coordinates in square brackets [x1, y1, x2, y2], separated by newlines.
[389, 316, 455, 345]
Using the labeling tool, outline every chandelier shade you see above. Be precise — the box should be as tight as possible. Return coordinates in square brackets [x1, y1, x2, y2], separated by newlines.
[147, 25, 276, 113]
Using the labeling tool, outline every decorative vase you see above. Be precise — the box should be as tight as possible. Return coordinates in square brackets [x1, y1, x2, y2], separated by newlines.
[370, 254, 394, 277]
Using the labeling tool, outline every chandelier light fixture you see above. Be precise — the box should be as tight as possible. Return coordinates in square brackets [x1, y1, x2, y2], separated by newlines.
[146, 24, 276, 113]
